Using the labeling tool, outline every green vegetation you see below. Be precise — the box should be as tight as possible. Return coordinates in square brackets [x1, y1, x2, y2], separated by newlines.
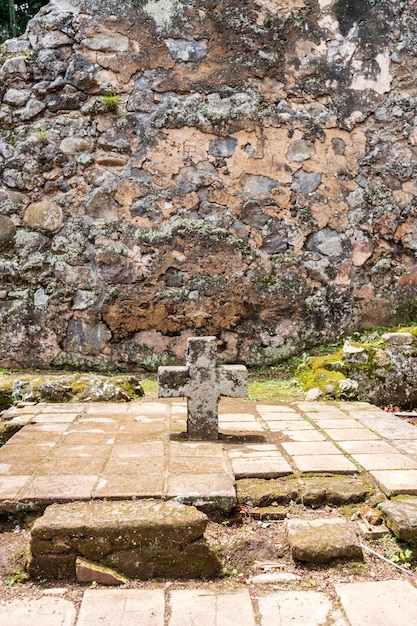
[0, 1, 48, 43]
[248, 378, 303, 402]
[35, 129, 48, 142]
[140, 379, 158, 395]
[391, 548, 413, 568]
[100, 93, 122, 110]
[381, 535, 414, 569]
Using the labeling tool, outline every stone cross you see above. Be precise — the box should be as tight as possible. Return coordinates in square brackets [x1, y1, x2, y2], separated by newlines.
[158, 336, 248, 440]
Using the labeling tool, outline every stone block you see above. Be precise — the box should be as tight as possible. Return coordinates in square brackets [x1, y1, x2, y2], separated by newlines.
[298, 476, 373, 507]
[0, 215, 16, 247]
[76, 557, 130, 584]
[30, 499, 221, 580]
[287, 518, 363, 563]
[370, 470, 417, 496]
[23, 201, 63, 233]
[236, 478, 297, 506]
[248, 506, 287, 520]
[380, 497, 417, 543]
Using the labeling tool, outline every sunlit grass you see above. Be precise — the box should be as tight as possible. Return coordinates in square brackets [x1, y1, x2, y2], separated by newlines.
[248, 378, 303, 402]
[141, 379, 158, 396]
[140, 375, 303, 402]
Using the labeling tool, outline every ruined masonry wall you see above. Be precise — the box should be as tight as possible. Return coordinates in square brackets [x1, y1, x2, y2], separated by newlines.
[1, 0, 417, 370]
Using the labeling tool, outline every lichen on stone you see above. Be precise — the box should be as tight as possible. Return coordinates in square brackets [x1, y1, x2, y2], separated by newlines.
[296, 328, 417, 406]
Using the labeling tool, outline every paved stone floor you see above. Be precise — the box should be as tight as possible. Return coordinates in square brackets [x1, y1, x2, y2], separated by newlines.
[1, 398, 417, 624]
[1, 580, 417, 625]
[1, 398, 417, 512]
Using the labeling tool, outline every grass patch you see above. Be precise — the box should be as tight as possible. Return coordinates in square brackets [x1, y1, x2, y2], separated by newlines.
[248, 378, 303, 402]
[141, 379, 158, 396]
[139, 376, 303, 402]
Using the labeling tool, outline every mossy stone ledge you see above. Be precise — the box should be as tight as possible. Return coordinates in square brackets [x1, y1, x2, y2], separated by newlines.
[296, 329, 417, 406]
[29, 500, 221, 580]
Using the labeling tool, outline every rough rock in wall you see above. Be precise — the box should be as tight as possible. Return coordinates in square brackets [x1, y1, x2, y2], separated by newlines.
[0, 0, 416, 370]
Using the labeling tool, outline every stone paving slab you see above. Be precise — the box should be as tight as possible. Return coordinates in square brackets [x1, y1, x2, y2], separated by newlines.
[292, 455, 358, 474]
[170, 589, 255, 626]
[348, 411, 417, 440]
[369, 470, 417, 496]
[350, 453, 417, 470]
[77, 589, 165, 626]
[1, 399, 417, 509]
[4, 581, 417, 625]
[229, 456, 293, 479]
[281, 429, 327, 441]
[281, 441, 342, 455]
[0, 596, 76, 626]
[335, 580, 417, 626]
[257, 590, 336, 626]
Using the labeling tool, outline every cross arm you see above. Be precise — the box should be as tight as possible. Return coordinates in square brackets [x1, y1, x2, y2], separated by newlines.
[158, 366, 190, 398]
[218, 364, 248, 398]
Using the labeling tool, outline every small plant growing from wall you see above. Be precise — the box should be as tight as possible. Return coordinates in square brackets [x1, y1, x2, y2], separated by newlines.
[35, 129, 48, 142]
[100, 92, 122, 111]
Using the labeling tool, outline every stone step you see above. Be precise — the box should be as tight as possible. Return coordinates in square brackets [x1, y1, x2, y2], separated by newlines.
[236, 475, 374, 508]
[29, 499, 221, 581]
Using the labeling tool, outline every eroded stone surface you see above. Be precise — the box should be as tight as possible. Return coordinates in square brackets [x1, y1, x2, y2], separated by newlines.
[236, 475, 372, 508]
[1, 373, 143, 405]
[30, 499, 221, 580]
[0, 597, 76, 626]
[76, 557, 130, 585]
[336, 580, 417, 626]
[159, 336, 247, 439]
[77, 589, 165, 626]
[298, 333, 417, 406]
[380, 497, 417, 544]
[298, 476, 373, 507]
[0, 1, 415, 372]
[287, 518, 363, 563]
[236, 478, 298, 507]
[169, 589, 255, 626]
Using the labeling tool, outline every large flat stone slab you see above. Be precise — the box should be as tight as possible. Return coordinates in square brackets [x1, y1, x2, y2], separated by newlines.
[0, 597, 76, 626]
[228, 451, 293, 478]
[257, 591, 334, 626]
[169, 589, 255, 626]
[287, 518, 363, 563]
[351, 454, 417, 470]
[379, 497, 417, 544]
[369, 470, 417, 496]
[354, 414, 417, 440]
[30, 499, 221, 580]
[77, 589, 165, 626]
[292, 454, 358, 474]
[0, 402, 238, 513]
[335, 580, 417, 626]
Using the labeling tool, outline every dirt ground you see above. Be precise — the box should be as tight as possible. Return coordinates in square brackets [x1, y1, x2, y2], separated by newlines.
[0, 504, 415, 606]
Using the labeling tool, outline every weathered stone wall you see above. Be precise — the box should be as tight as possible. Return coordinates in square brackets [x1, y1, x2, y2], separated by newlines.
[0, 0, 417, 370]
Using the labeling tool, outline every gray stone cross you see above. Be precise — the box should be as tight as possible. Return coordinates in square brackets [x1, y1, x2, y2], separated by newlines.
[158, 336, 248, 440]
